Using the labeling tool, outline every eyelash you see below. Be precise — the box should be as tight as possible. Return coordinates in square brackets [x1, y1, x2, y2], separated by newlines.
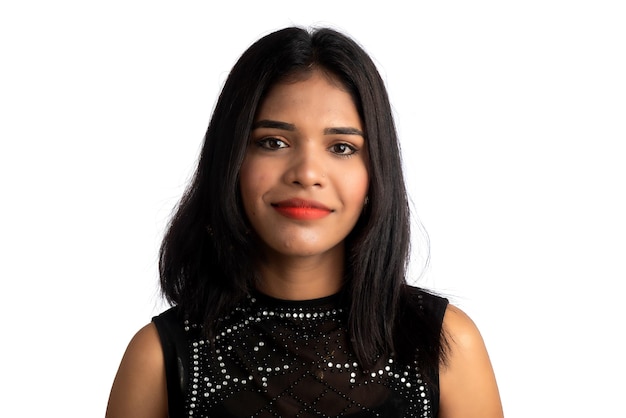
[255, 137, 288, 150]
[329, 143, 358, 157]
[254, 137, 359, 158]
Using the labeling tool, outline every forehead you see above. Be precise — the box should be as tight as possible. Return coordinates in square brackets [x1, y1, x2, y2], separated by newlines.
[255, 71, 360, 125]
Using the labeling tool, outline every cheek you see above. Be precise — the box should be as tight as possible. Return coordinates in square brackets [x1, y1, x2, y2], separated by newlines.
[349, 168, 369, 202]
[238, 161, 257, 215]
[239, 160, 270, 214]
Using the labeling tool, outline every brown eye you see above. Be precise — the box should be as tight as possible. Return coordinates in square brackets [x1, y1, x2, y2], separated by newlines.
[256, 137, 288, 150]
[329, 143, 357, 156]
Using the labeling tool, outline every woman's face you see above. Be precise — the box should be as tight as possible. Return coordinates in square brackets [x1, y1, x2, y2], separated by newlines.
[239, 71, 369, 261]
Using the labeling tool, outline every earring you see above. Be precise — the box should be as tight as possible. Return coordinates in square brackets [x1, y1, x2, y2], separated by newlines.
[364, 196, 369, 206]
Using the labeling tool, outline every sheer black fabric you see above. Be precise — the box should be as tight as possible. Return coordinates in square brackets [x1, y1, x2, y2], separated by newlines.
[153, 287, 448, 418]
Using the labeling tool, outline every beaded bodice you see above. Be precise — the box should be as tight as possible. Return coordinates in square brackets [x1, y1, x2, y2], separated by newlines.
[154, 290, 444, 418]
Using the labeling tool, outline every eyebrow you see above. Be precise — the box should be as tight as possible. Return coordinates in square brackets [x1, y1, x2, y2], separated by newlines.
[252, 120, 295, 131]
[252, 119, 364, 136]
[323, 127, 364, 136]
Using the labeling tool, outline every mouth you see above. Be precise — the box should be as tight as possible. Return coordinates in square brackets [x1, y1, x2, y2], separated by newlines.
[271, 198, 333, 220]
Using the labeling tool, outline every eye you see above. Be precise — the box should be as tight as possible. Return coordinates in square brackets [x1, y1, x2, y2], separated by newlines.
[256, 137, 288, 150]
[329, 143, 357, 156]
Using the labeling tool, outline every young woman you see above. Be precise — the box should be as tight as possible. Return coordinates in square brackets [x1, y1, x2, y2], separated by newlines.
[106, 27, 503, 418]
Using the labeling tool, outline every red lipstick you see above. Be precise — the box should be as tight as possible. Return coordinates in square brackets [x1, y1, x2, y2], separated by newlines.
[272, 198, 332, 220]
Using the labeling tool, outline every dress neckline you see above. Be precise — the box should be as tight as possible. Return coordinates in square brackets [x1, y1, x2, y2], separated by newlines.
[250, 287, 346, 310]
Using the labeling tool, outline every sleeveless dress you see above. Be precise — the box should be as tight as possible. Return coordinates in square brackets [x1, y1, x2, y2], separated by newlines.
[153, 288, 448, 418]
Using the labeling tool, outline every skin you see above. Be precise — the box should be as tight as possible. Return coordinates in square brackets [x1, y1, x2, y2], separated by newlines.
[439, 306, 504, 418]
[239, 70, 369, 300]
[105, 323, 167, 418]
[106, 70, 503, 417]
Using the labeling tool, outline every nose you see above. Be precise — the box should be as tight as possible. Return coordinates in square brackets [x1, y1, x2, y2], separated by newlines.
[284, 147, 325, 188]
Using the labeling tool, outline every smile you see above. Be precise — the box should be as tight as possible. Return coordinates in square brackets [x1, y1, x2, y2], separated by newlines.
[272, 199, 333, 220]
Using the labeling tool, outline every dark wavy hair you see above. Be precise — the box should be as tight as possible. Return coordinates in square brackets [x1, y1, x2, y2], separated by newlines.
[159, 26, 445, 369]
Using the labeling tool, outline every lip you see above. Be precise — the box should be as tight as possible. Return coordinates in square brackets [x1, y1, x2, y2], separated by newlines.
[271, 198, 333, 220]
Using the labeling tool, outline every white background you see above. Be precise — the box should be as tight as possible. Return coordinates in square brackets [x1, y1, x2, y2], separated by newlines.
[1, 1, 624, 416]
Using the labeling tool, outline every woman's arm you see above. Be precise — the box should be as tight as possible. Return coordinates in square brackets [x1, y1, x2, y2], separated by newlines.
[439, 305, 504, 418]
[105, 323, 168, 418]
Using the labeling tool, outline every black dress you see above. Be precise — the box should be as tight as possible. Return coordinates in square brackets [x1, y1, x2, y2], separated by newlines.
[153, 287, 448, 418]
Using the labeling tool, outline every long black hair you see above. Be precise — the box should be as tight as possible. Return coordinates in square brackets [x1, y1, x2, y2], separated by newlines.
[159, 26, 446, 369]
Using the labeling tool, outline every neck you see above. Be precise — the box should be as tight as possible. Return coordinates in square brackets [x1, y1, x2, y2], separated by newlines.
[255, 246, 345, 301]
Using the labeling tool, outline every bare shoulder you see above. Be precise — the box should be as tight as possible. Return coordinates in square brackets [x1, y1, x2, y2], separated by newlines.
[105, 323, 168, 418]
[439, 304, 504, 418]
[442, 304, 485, 349]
